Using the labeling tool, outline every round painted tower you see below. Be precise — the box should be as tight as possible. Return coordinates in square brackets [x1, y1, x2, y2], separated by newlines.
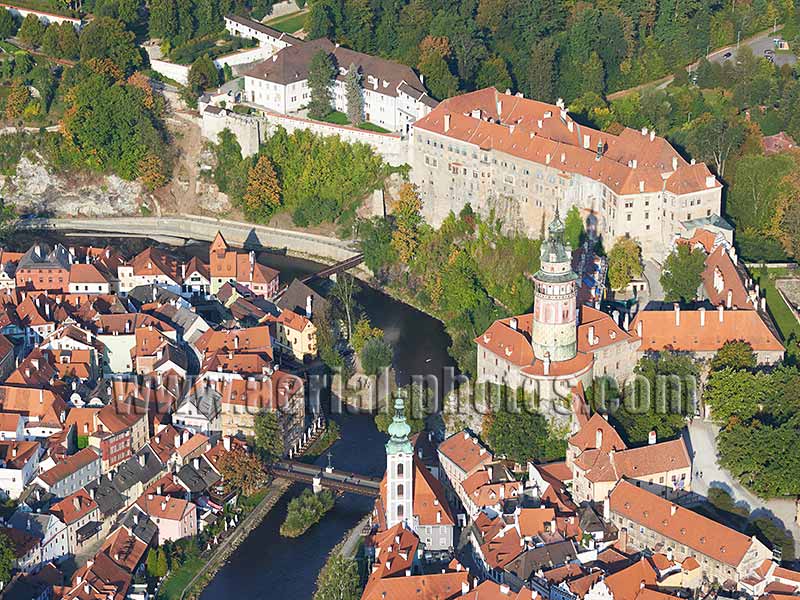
[531, 209, 579, 362]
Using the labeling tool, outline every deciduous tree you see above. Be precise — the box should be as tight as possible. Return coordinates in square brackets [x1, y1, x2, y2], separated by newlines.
[344, 62, 362, 126]
[660, 244, 705, 302]
[79, 16, 142, 75]
[391, 183, 423, 263]
[607, 237, 642, 290]
[564, 205, 584, 250]
[18, 14, 45, 48]
[217, 448, 267, 496]
[254, 411, 284, 462]
[242, 154, 281, 223]
[5, 81, 29, 120]
[711, 341, 757, 372]
[313, 554, 361, 600]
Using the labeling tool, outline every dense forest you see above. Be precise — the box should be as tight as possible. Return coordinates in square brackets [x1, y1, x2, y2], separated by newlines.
[304, 0, 800, 101]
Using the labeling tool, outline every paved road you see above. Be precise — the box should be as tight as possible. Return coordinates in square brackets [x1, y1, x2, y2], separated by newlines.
[688, 419, 800, 552]
[708, 31, 797, 67]
[640, 258, 664, 306]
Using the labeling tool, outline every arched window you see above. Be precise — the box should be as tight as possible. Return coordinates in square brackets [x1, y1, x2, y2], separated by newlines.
[397, 463, 404, 477]
[397, 484, 404, 498]
[397, 505, 404, 519]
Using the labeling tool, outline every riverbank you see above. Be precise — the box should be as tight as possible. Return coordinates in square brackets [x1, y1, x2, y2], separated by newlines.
[159, 479, 292, 600]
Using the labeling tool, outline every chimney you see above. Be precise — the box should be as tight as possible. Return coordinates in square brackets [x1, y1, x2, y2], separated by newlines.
[670, 504, 678, 516]
[631, 158, 637, 169]
[595, 428, 603, 449]
[699, 306, 705, 327]
[89, 487, 95, 499]
[174, 434, 181, 448]
[73, 496, 80, 511]
[157, 484, 163, 495]
[641, 127, 648, 136]
[674, 303, 680, 326]
[583, 134, 590, 149]
[181, 263, 186, 280]
[223, 437, 231, 451]
[545, 153, 551, 164]
[543, 353, 550, 375]
[588, 325, 595, 345]
[509, 317, 518, 331]
[306, 295, 313, 319]
[726, 289, 733, 309]
[718, 304, 724, 322]
[161, 500, 167, 511]
[193, 457, 200, 469]
[672, 156, 678, 171]
[650, 130, 656, 141]
[497, 99, 502, 116]
[648, 430, 657, 445]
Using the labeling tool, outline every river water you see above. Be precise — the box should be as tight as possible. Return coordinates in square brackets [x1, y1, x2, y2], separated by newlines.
[29, 235, 455, 599]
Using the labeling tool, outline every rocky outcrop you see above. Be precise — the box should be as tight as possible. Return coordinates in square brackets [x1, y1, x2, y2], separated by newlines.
[2, 156, 143, 217]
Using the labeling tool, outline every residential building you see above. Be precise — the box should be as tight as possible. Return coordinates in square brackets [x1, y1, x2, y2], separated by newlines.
[208, 232, 280, 298]
[411, 87, 723, 260]
[0, 440, 40, 499]
[8, 510, 69, 564]
[49, 488, 101, 555]
[68, 264, 111, 295]
[15, 244, 72, 292]
[242, 38, 437, 133]
[34, 446, 101, 499]
[94, 313, 176, 373]
[117, 247, 181, 293]
[90, 398, 149, 472]
[437, 430, 493, 512]
[265, 308, 317, 360]
[135, 493, 197, 542]
[224, 14, 301, 53]
[606, 479, 772, 585]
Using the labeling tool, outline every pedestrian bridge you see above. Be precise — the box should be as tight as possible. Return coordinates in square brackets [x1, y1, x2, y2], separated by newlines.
[269, 460, 381, 497]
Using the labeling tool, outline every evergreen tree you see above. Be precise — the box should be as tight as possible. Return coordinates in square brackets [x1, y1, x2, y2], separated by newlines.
[0, 532, 13, 585]
[18, 14, 46, 48]
[188, 54, 220, 96]
[0, 9, 18, 39]
[564, 205, 584, 250]
[660, 244, 705, 302]
[79, 16, 142, 75]
[306, 2, 333, 39]
[148, 0, 177, 41]
[254, 410, 284, 461]
[307, 50, 335, 119]
[418, 50, 458, 100]
[242, 154, 281, 222]
[344, 63, 362, 125]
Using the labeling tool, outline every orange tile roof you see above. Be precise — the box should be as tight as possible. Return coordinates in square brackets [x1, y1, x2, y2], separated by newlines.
[518, 507, 556, 538]
[569, 413, 627, 454]
[100, 527, 147, 573]
[215, 371, 303, 410]
[0, 412, 20, 432]
[536, 461, 573, 483]
[438, 430, 493, 475]
[95, 313, 174, 335]
[96, 398, 145, 434]
[361, 571, 468, 600]
[370, 523, 419, 579]
[631, 308, 783, 353]
[414, 87, 720, 197]
[69, 264, 108, 284]
[412, 455, 455, 526]
[0, 439, 38, 468]
[609, 480, 756, 567]
[194, 326, 272, 355]
[51, 488, 98, 524]
[136, 493, 193, 521]
[703, 246, 753, 310]
[604, 557, 658, 600]
[130, 247, 180, 281]
[576, 305, 636, 353]
[38, 447, 99, 486]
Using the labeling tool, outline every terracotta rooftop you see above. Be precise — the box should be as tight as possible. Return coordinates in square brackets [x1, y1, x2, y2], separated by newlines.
[37, 447, 99, 486]
[51, 488, 98, 524]
[609, 480, 756, 567]
[438, 430, 493, 476]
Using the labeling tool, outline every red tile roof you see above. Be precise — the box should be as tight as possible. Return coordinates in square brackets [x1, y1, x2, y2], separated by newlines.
[609, 480, 757, 567]
[438, 430, 493, 475]
[51, 488, 98, 524]
[38, 447, 99, 486]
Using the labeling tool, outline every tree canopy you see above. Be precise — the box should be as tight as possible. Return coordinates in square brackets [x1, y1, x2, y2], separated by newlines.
[608, 237, 643, 290]
[660, 244, 705, 302]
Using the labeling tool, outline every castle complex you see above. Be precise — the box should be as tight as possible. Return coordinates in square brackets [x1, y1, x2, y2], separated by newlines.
[410, 88, 724, 259]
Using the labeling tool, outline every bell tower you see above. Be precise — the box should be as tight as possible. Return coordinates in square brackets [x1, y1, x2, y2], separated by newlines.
[385, 397, 414, 530]
[531, 208, 579, 362]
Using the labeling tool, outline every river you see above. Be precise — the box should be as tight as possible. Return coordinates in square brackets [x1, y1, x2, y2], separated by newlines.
[24, 234, 456, 599]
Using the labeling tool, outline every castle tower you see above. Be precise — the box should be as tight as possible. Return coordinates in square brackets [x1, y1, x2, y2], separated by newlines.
[531, 209, 579, 362]
[385, 397, 414, 530]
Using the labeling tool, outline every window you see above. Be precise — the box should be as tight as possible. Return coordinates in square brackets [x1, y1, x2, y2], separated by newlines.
[397, 505, 404, 518]
[397, 463, 404, 477]
[397, 484, 404, 498]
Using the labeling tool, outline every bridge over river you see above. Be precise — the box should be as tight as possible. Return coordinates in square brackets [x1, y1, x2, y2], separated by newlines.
[268, 459, 381, 497]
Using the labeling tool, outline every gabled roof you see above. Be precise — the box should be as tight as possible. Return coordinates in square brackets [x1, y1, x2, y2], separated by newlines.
[609, 480, 757, 567]
[50, 488, 98, 524]
[569, 413, 626, 453]
[37, 447, 99, 486]
[437, 430, 493, 475]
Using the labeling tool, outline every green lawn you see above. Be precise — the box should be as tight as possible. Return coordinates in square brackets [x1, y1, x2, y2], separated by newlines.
[158, 556, 205, 600]
[319, 110, 392, 133]
[265, 11, 308, 34]
[758, 267, 800, 341]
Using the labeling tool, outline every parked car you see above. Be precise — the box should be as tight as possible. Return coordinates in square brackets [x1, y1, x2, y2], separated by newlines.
[723, 51, 732, 59]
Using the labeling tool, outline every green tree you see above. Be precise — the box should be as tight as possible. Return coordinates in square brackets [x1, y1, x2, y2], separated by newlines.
[313, 554, 361, 600]
[486, 393, 566, 463]
[359, 217, 397, 271]
[710, 341, 757, 372]
[18, 14, 46, 48]
[475, 55, 512, 91]
[361, 336, 393, 375]
[242, 154, 281, 223]
[79, 17, 142, 75]
[660, 244, 705, 302]
[187, 54, 219, 95]
[685, 112, 745, 177]
[148, 0, 177, 41]
[607, 237, 643, 290]
[0, 531, 15, 584]
[306, 1, 333, 39]
[418, 50, 458, 100]
[344, 62, 362, 125]
[147, 547, 168, 578]
[391, 183, 423, 263]
[254, 411, 284, 461]
[0, 9, 18, 39]
[351, 317, 381, 354]
[212, 128, 250, 202]
[563, 205, 584, 250]
[704, 368, 765, 424]
[307, 50, 335, 119]
[5, 81, 29, 120]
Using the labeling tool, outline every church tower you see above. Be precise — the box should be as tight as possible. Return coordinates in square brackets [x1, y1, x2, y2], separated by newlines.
[531, 209, 579, 362]
[385, 397, 414, 530]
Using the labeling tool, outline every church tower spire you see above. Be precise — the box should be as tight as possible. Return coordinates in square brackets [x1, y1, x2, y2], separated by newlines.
[531, 209, 579, 362]
[385, 397, 414, 529]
